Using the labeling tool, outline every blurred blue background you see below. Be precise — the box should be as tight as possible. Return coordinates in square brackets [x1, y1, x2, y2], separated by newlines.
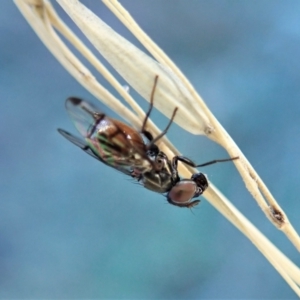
[1, 0, 300, 298]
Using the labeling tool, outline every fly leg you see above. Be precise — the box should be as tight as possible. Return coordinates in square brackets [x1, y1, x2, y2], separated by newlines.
[172, 155, 239, 169]
[140, 75, 158, 134]
[147, 107, 178, 147]
[130, 169, 142, 181]
[141, 75, 179, 155]
[170, 155, 239, 188]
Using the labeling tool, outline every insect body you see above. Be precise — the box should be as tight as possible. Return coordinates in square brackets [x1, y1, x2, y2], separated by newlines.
[58, 77, 238, 208]
[59, 97, 153, 177]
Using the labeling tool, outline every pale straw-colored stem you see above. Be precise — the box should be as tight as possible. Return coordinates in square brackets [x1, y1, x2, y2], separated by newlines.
[101, 0, 300, 251]
[14, 0, 300, 296]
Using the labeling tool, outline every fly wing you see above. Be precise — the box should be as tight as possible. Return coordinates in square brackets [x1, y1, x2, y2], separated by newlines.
[58, 128, 102, 161]
[57, 128, 133, 176]
[64, 97, 152, 172]
[65, 97, 104, 138]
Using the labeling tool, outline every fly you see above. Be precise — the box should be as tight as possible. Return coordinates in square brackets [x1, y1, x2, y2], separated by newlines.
[58, 97, 154, 177]
[58, 76, 238, 208]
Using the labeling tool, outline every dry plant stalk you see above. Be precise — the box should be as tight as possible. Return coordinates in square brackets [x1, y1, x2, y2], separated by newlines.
[14, 0, 300, 296]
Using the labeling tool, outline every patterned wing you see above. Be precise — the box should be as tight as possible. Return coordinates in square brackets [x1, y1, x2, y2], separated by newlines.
[57, 128, 133, 176]
[62, 97, 152, 174]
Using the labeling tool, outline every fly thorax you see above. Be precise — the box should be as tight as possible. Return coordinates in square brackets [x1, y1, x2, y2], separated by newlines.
[154, 152, 171, 171]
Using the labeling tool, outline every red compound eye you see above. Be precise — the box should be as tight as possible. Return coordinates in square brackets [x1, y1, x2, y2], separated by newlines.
[168, 180, 197, 204]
